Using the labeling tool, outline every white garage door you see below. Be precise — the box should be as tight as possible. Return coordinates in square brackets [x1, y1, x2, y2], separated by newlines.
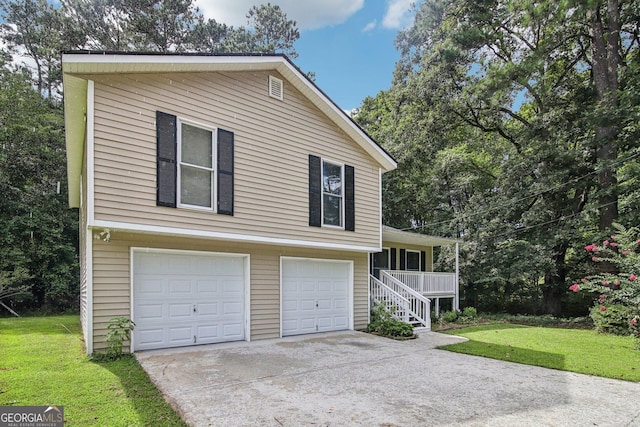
[132, 250, 246, 351]
[281, 258, 351, 336]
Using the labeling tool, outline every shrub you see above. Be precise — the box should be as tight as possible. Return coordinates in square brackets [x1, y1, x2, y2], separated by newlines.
[590, 304, 634, 336]
[462, 307, 477, 319]
[442, 310, 460, 323]
[569, 223, 640, 347]
[366, 303, 414, 338]
[104, 317, 135, 359]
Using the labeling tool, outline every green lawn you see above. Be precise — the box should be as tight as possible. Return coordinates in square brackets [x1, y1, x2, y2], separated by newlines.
[440, 323, 640, 382]
[0, 315, 186, 426]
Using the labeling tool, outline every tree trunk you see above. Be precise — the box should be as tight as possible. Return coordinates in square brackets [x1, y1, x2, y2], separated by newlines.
[589, 0, 621, 231]
[542, 246, 568, 315]
[541, 287, 563, 316]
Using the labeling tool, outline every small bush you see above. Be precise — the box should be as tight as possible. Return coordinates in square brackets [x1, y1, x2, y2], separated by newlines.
[590, 304, 634, 336]
[366, 303, 414, 338]
[442, 310, 460, 323]
[104, 317, 135, 359]
[462, 307, 477, 319]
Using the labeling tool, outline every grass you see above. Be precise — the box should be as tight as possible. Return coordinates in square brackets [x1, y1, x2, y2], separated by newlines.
[0, 315, 186, 426]
[440, 323, 640, 382]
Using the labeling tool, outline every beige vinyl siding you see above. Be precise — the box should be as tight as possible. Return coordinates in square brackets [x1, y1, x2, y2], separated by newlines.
[86, 70, 380, 249]
[90, 232, 369, 352]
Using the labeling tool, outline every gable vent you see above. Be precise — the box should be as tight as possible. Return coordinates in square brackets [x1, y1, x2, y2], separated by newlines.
[269, 75, 283, 100]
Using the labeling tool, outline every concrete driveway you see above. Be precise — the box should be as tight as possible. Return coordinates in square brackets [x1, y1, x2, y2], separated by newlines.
[136, 331, 640, 426]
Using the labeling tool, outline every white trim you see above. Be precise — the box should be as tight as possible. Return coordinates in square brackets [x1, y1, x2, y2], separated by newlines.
[367, 252, 371, 324]
[85, 222, 93, 355]
[87, 80, 95, 225]
[455, 242, 460, 311]
[176, 119, 217, 211]
[279, 256, 354, 338]
[321, 158, 345, 229]
[378, 168, 383, 249]
[129, 247, 251, 352]
[405, 249, 421, 271]
[88, 219, 380, 252]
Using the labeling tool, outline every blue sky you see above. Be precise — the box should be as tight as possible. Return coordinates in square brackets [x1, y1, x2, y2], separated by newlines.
[198, 1, 418, 112]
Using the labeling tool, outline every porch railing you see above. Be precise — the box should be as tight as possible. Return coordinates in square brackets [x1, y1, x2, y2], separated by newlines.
[370, 273, 431, 329]
[384, 271, 457, 296]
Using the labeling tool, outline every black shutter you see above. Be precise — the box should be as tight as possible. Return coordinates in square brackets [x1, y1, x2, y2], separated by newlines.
[369, 253, 374, 275]
[309, 155, 321, 227]
[344, 165, 355, 231]
[156, 111, 177, 208]
[217, 129, 234, 215]
[390, 248, 397, 270]
[400, 249, 407, 270]
[420, 251, 427, 272]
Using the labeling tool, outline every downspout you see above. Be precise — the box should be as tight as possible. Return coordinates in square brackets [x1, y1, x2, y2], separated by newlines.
[455, 242, 460, 311]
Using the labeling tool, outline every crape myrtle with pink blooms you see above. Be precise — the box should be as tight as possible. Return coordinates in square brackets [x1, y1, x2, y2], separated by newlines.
[569, 224, 640, 347]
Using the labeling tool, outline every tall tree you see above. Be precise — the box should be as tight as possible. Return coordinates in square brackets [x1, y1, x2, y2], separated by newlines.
[0, 67, 78, 311]
[246, 2, 299, 58]
[356, 0, 640, 314]
[0, 0, 83, 96]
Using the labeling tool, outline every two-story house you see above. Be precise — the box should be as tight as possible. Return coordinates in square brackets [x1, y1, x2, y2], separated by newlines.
[62, 52, 399, 354]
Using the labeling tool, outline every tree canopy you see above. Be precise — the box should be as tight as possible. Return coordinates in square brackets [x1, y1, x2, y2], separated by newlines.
[355, 0, 640, 314]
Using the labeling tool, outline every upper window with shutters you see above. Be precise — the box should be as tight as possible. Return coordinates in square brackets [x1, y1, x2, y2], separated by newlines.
[309, 155, 355, 231]
[156, 111, 234, 215]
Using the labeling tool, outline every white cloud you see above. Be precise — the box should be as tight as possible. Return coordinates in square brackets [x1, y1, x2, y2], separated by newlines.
[381, 0, 415, 29]
[362, 20, 377, 32]
[196, 0, 364, 30]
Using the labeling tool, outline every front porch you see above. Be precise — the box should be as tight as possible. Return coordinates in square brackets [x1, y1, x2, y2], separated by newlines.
[369, 226, 461, 329]
[384, 270, 458, 316]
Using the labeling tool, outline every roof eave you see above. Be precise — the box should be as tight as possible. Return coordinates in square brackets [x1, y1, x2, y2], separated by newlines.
[63, 74, 88, 208]
[382, 226, 460, 247]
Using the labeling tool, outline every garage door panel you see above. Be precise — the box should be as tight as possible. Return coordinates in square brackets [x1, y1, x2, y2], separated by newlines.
[137, 303, 164, 320]
[137, 278, 164, 295]
[168, 326, 193, 346]
[168, 303, 193, 319]
[281, 259, 350, 337]
[196, 280, 218, 295]
[223, 301, 243, 315]
[169, 280, 192, 294]
[222, 323, 244, 338]
[133, 251, 246, 351]
[196, 302, 218, 317]
[137, 328, 164, 347]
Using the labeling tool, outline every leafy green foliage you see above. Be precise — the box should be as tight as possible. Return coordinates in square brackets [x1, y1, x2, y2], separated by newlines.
[355, 0, 640, 317]
[366, 303, 414, 338]
[569, 223, 640, 344]
[104, 317, 136, 359]
[0, 69, 78, 313]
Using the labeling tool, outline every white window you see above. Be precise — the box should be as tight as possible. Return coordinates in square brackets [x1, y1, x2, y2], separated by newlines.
[178, 121, 215, 210]
[406, 250, 421, 271]
[322, 160, 344, 227]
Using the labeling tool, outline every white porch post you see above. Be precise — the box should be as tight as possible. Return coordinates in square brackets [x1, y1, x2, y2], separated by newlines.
[435, 297, 440, 317]
[454, 242, 460, 311]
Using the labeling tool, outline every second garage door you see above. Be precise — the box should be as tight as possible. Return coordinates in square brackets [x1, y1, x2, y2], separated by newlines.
[132, 250, 247, 351]
[281, 258, 351, 336]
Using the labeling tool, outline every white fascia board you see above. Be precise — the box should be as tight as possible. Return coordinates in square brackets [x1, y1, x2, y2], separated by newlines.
[63, 75, 88, 208]
[90, 220, 381, 253]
